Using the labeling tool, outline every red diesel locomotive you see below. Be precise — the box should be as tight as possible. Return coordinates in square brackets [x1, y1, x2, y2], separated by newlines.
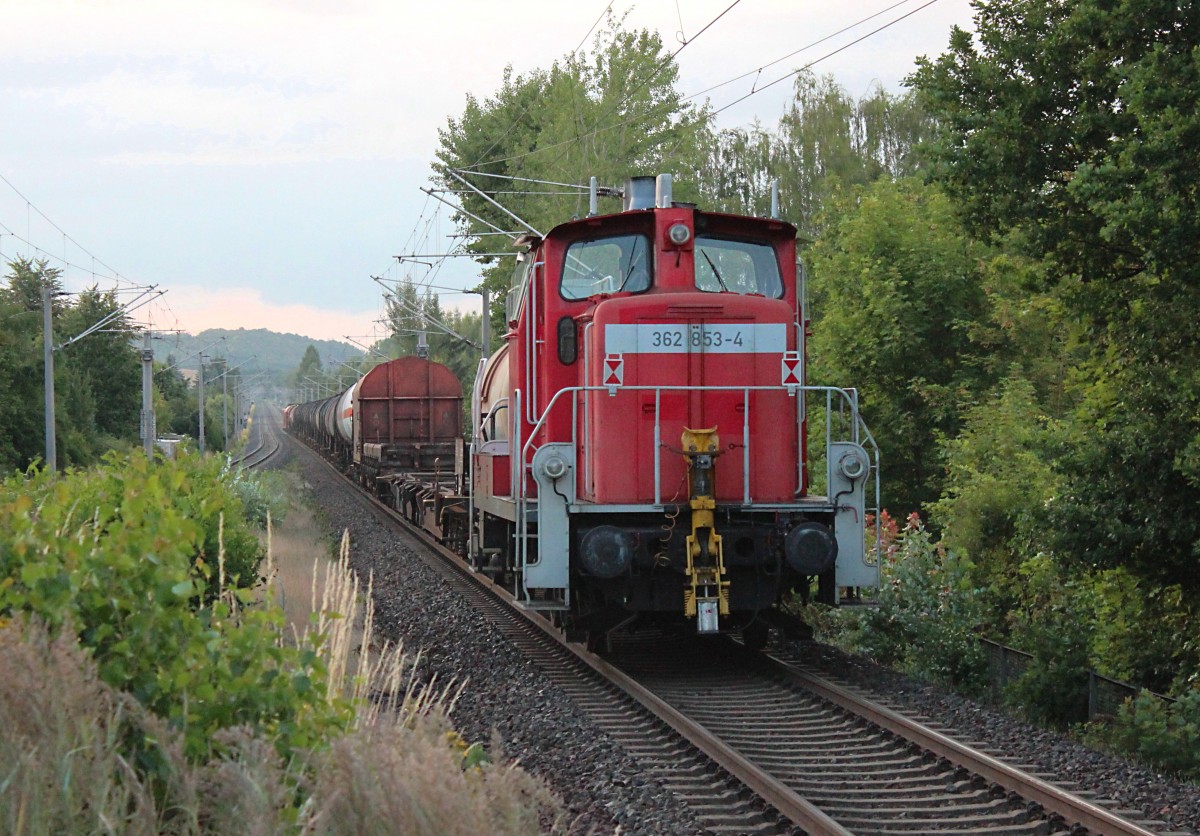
[471, 174, 878, 645]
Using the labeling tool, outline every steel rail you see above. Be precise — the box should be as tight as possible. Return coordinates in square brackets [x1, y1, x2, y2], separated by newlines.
[769, 653, 1162, 836]
[380, 497, 848, 834]
[235, 404, 282, 470]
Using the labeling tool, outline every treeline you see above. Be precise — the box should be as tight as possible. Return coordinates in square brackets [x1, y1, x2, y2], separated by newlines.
[0, 258, 242, 471]
[429, 2, 1200, 756]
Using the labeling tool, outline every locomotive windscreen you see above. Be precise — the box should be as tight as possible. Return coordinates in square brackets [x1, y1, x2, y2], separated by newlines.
[561, 234, 652, 299]
[693, 237, 783, 298]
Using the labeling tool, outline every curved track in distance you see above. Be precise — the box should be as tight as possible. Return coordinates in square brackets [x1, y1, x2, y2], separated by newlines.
[233, 402, 284, 471]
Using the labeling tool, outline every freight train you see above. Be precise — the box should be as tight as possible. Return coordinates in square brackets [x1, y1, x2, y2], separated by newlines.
[288, 174, 879, 649]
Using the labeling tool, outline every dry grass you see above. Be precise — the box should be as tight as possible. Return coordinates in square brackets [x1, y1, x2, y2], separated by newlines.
[301, 721, 561, 835]
[258, 502, 331, 639]
[0, 619, 197, 835]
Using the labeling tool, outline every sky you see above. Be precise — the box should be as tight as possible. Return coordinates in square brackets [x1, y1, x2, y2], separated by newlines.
[0, 0, 975, 351]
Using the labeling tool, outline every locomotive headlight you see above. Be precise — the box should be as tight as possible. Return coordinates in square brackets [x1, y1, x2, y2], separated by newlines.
[541, 454, 568, 481]
[837, 449, 868, 481]
[667, 223, 691, 246]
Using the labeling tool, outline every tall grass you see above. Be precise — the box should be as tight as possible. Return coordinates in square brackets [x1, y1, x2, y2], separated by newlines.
[0, 619, 195, 834]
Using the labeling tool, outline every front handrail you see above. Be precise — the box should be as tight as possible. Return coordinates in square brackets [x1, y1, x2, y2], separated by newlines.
[519, 383, 867, 499]
[507, 382, 878, 601]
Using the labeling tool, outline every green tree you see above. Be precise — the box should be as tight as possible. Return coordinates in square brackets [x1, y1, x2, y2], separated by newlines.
[912, 0, 1200, 596]
[435, 14, 712, 334]
[383, 279, 445, 358]
[807, 178, 990, 515]
[911, 0, 1200, 287]
[697, 73, 934, 229]
[0, 322, 37, 469]
[58, 287, 140, 443]
[0, 259, 145, 470]
[154, 359, 190, 436]
[931, 377, 1065, 634]
[3, 256, 64, 313]
[295, 344, 322, 380]
[0, 259, 85, 470]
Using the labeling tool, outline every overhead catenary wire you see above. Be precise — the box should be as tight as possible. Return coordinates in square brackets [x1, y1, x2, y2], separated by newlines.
[57, 286, 165, 351]
[456, 172, 590, 191]
[709, 0, 941, 117]
[0, 172, 151, 291]
[464, 0, 745, 179]
[460, 0, 941, 174]
[371, 276, 480, 350]
[463, 2, 630, 173]
[0, 219, 154, 290]
[686, 0, 916, 101]
[163, 336, 227, 372]
[573, 1, 615, 55]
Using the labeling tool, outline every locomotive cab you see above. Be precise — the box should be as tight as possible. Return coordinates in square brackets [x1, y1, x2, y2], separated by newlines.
[470, 174, 879, 643]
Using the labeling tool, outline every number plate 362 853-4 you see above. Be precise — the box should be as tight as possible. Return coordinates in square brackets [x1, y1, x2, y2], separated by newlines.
[604, 323, 786, 354]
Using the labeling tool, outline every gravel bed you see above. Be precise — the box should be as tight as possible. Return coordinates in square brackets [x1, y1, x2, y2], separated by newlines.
[278, 442, 706, 836]
[792, 640, 1200, 835]
[278, 438, 1198, 834]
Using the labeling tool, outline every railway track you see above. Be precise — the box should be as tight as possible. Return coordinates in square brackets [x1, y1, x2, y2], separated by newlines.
[283, 428, 1181, 836]
[610, 635, 1178, 835]
[233, 403, 283, 470]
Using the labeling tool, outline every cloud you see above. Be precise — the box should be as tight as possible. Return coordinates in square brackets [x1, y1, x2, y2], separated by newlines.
[3, 1, 971, 167]
[4, 0, 456, 161]
[149, 284, 386, 345]
[1, 0, 529, 164]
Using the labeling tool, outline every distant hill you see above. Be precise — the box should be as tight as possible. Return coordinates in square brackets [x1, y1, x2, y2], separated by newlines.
[154, 328, 363, 379]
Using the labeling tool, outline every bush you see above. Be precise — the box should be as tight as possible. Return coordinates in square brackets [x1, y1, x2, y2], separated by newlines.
[1003, 553, 1094, 728]
[0, 451, 347, 760]
[224, 461, 288, 529]
[849, 514, 988, 694]
[930, 376, 1063, 637]
[1089, 570, 1197, 694]
[1102, 686, 1200, 779]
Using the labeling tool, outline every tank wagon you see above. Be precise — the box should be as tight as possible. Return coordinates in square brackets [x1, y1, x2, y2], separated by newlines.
[290, 174, 879, 649]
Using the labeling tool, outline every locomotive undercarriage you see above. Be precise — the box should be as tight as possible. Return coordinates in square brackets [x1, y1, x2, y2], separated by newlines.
[570, 508, 837, 612]
[470, 502, 838, 648]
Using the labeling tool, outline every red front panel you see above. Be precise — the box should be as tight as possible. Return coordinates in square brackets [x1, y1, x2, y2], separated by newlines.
[582, 293, 798, 505]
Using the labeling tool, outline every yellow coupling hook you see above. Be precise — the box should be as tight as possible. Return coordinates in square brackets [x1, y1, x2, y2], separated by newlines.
[680, 427, 729, 633]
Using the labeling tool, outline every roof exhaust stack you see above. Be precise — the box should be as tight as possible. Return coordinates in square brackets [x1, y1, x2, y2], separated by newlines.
[623, 176, 656, 211]
[655, 173, 673, 208]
